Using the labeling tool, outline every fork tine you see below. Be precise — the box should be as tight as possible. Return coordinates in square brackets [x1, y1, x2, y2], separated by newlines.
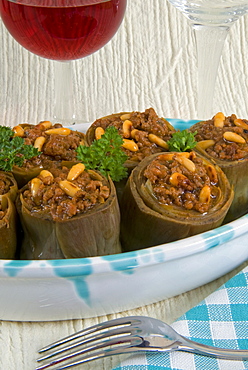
[36, 336, 143, 370]
[39, 317, 139, 353]
[36, 317, 143, 370]
[37, 326, 138, 362]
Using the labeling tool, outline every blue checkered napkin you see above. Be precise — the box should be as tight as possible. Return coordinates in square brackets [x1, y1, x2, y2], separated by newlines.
[112, 266, 248, 370]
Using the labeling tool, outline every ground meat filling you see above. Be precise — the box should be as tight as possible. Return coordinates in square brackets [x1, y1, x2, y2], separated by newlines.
[16, 122, 85, 168]
[193, 113, 248, 161]
[0, 173, 12, 195]
[22, 166, 110, 221]
[90, 108, 176, 161]
[0, 174, 13, 220]
[143, 153, 220, 214]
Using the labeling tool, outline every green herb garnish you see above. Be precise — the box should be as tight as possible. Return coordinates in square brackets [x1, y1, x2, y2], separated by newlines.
[0, 126, 40, 171]
[76, 126, 128, 182]
[167, 130, 197, 152]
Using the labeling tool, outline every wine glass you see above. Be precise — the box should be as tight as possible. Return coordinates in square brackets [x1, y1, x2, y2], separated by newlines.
[0, 0, 127, 124]
[167, 0, 248, 119]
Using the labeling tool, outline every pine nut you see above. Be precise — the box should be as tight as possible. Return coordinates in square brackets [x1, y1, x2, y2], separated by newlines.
[12, 125, 25, 137]
[169, 172, 189, 186]
[122, 120, 132, 138]
[45, 127, 71, 136]
[196, 140, 215, 150]
[130, 129, 140, 139]
[175, 155, 196, 172]
[39, 170, 54, 180]
[122, 139, 139, 152]
[206, 165, 218, 184]
[157, 153, 175, 161]
[148, 134, 168, 150]
[234, 118, 248, 130]
[95, 127, 105, 140]
[67, 163, 85, 181]
[30, 177, 43, 198]
[59, 180, 81, 197]
[157, 152, 191, 162]
[223, 131, 245, 144]
[37, 121, 53, 130]
[120, 113, 131, 120]
[34, 136, 46, 151]
[199, 185, 211, 204]
[214, 112, 225, 128]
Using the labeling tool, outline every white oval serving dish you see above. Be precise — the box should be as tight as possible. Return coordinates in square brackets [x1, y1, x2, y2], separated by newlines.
[0, 118, 247, 322]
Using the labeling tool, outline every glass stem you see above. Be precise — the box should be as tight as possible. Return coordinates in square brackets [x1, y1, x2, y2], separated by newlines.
[192, 24, 230, 119]
[54, 60, 76, 125]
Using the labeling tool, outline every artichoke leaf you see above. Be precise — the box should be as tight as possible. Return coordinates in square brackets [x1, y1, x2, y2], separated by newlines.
[194, 143, 248, 222]
[0, 194, 18, 259]
[0, 172, 18, 259]
[56, 180, 121, 258]
[17, 194, 64, 259]
[12, 165, 43, 189]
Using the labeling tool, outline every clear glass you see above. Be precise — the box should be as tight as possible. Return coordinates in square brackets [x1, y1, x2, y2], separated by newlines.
[0, 0, 127, 124]
[167, 0, 248, 119]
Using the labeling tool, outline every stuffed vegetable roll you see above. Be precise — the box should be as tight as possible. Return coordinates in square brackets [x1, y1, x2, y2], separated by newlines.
[17, 164, 121, 259]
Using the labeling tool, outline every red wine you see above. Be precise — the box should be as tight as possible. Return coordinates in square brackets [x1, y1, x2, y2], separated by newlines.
[0, 0, 126, 61]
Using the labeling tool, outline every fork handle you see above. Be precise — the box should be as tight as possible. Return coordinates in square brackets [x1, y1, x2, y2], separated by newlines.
[180, 337, 248, 360]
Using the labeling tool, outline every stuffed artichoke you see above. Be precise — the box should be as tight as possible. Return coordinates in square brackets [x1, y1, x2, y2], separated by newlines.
[11, 121, 86, 187]
[17, 164, 121, 259]
[86, 108, 177, 169]
[189, 112, 248, 222]
[120, 151, 233, 251]
[86, 108, 177, 200]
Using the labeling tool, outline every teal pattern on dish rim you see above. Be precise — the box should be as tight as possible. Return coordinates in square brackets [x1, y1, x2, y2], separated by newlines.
[3, 260, 32, 277]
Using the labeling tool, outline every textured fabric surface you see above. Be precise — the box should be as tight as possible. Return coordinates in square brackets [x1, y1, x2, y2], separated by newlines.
[113, 267, 248, 370]
[1, 1, 248, 369]
[1, 1, 248, 125]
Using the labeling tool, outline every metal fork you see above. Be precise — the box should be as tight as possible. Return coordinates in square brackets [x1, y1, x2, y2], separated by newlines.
[36, 315, 248, 370]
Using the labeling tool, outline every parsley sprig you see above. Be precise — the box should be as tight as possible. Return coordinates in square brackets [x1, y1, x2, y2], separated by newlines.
[76, 126, 128, 182]
[167, 130, 197, 152]
[0, 126, 40, 171]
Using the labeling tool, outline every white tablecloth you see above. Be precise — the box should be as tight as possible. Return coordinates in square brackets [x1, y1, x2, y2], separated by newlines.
[0, 1, 248, 369]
